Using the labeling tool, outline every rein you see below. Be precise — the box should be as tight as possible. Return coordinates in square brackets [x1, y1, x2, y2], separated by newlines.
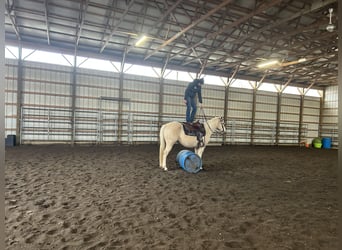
[199, 107, 213, 133]
[199, 107, 224, 134]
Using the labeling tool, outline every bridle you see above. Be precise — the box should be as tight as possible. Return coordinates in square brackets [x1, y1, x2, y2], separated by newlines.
[200, 107, 226, 134]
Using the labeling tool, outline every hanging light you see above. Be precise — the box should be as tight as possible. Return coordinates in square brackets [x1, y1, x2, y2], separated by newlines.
[135, 35, 148, 47]
[257, 59, 280, 68]
[326, 8, 335, 32]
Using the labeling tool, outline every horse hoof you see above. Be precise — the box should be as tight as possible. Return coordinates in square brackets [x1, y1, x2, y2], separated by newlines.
[159, 166, 167, 171]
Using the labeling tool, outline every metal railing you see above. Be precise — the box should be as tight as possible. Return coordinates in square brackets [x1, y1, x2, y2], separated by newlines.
[20, 106, 310, 146]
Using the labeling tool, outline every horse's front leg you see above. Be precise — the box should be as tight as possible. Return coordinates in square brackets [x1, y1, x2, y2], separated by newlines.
[195, 146, 206, 158]
[195, 146, 206, 170]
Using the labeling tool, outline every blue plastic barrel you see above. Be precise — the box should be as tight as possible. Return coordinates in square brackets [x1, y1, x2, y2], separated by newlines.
[322, 137, 332, 149]
[176, 150, 202, 173]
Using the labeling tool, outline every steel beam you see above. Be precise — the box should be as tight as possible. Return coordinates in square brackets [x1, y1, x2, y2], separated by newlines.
[178, 0, 282, 64]
[145, 0, 234, 60]
[100, 0, 135, 53]
[44, 0, 50, 45]
[5, 1, 20, 40]
[16, 44, 23, 144]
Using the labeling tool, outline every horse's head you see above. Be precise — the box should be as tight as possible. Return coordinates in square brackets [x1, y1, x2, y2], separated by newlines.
[210, 116, 226, 133]
[218, 116, 226, 132]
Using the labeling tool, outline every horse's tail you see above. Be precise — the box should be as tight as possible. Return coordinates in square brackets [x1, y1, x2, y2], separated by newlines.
[159, 125, 165, 166]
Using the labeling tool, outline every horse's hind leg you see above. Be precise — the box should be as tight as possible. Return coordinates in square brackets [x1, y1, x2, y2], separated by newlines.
[159, 143, 164, 169]
[159, 126, 166, 169]
[161, 143, 173, 171]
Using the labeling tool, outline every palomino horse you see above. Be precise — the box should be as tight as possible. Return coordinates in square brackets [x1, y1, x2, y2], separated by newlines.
[159, 117, 226, 170]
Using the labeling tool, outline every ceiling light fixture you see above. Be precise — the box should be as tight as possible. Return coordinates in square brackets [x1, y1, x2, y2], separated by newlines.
[257, 57, 309, 69]
[135, 35, 148, 47]
[326, 8, 335, 32]
[257, 59, 280, 68]
[298, 58, 307, 63]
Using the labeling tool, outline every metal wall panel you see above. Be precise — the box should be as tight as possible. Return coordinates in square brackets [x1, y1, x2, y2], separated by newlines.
[280, 95, 300, 121]
[123, 75, 160, 114]
[279, 94, 301, 144]
[229, 88, 253, 102]
[226, 88, 253, 144]
[321, 86, 338, 147]
[204, 85, 225, 117]
[76, 69, 121, 142]
[22, 61, 72, 109]
[162, 80, 187, 119]
[253, 91, 278, 144]
[302, 96, 320, 142]
[77, 69, 120, 93]
[5, 57, 337, 146]
[5, 59, 18, 136]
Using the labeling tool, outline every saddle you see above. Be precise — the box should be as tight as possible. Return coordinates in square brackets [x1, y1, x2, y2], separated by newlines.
[182, 121, 206, 148]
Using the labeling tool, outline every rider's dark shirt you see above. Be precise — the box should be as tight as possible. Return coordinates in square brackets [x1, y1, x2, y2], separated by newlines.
[184, 81, 202, 103]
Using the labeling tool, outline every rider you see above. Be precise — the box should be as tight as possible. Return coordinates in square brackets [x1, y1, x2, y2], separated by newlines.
[184, 78, 204, 123]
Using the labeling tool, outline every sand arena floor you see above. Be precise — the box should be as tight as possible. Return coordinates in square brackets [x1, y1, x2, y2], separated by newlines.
[5, 144, 338, 250]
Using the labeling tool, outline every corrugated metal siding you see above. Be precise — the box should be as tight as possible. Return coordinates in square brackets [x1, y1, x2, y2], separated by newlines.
[279, 94, 301, 144]
[226, 88, 253, 144]
[123, 75, 159, 114]
[77, 68, 120, 110]
[254, 91, 278, 145]
[162, 80, 186, 119]
[4, 58, 336, 146]
[22, 61, 72, 108]
[203, 85, 225, 117]
[123, 75, 160, 143]
[321, 86, 338, 147]
[302, 96, 320, 142]
[5, 59, 17, 137]
[20, 61, 73, 142]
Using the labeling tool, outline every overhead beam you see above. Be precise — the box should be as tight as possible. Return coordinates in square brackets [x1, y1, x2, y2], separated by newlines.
[100, 0, 116, 44]
[303, 79, 317, 95]
[168, 10, 202, 65]
[144, 0, 234, 60]
[197, 59, 207, 77]
[229, 0, 337, 50]
[208, 19, 329, 68]
[157, 0, 184, 28]
[177, 0, 282, 64]
[126, 0, 184, 53]
[278, 76, 293, 93]
[44, 0, 50, 45]
[218, 32, 337, 71]
[256, 71, 268, 90]
[207, 1, 337, 70]
[76, 0, 89, 46]
[227, 64, 240, 87]
[100, 0, 135, 53]
[5, 1, 20, 40]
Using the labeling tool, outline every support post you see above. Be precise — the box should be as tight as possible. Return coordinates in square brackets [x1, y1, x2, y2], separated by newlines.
[223, 84, 229, 145]
[298, 94, 304, 144]
[1, 4, 5, 248]
[118, 73, 124, 143]
[16, 44, 23, 145]
[318, 90, 325, 137]
[251, 87, 257, 145]
[118, 49, 126, 143]
[275, 92, 282, 145]
[70, 47, 77, 145]
[158, 56, 169, 129]
[158, 78, 165, 130]
[223, 65, 239, 145]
